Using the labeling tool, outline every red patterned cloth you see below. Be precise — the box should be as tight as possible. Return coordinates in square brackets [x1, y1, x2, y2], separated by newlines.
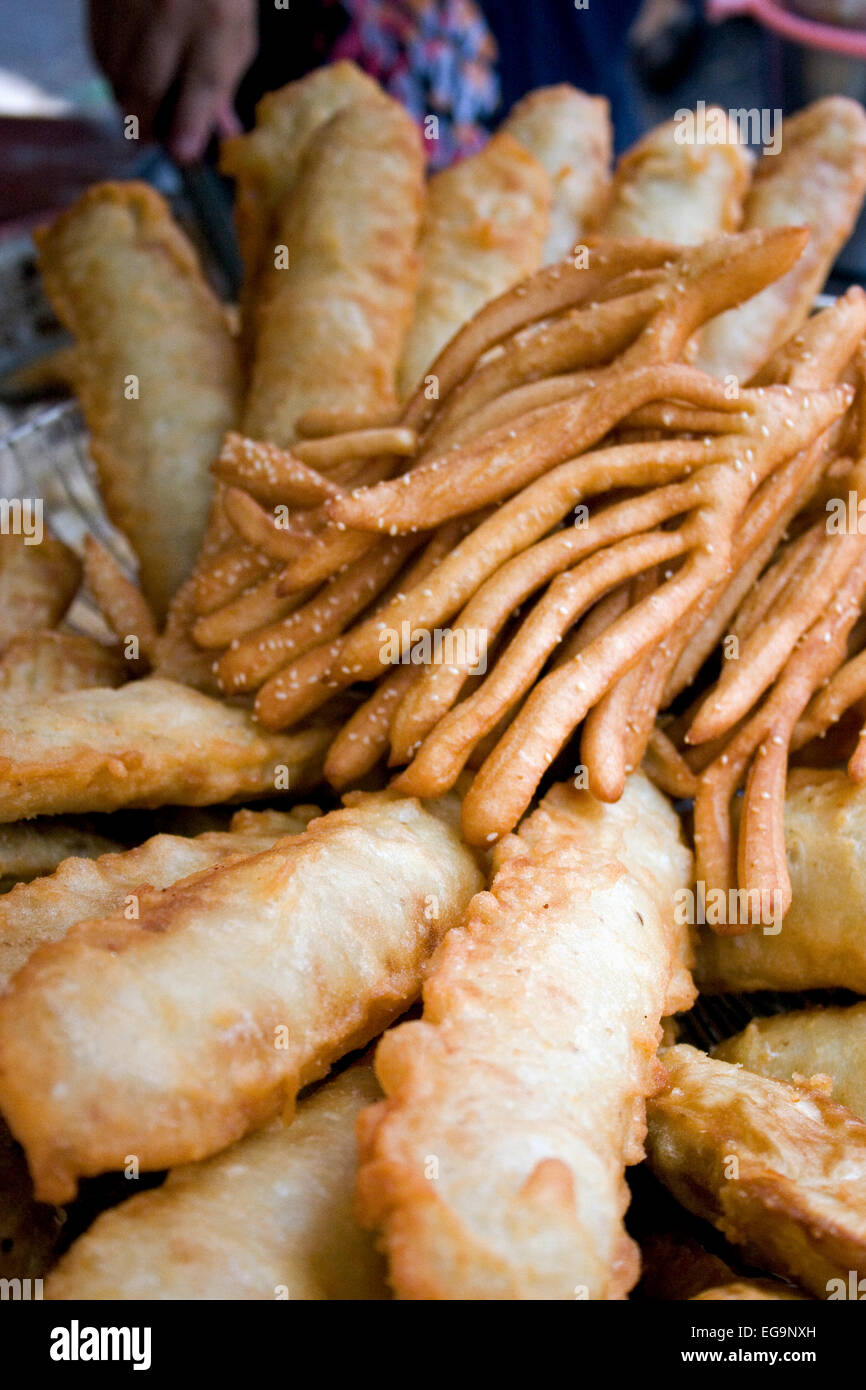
[327, 0, 500, 167]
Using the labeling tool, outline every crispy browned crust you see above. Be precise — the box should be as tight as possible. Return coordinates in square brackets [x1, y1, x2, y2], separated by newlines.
[242, 96, 424, 445]
[697, 97, 866, 380]
[696, 772, 866, 992]
[647, 1045, 866, 1299]
[221, 61, 382, 361]
[396, 132, 551, 399]
[82, 536, 158, 665]
[0, 631, 126, 701]
[0, 531, 81, 652]
[45, 1059, 387, 1301]
[600, 110, 752, 242]
[0, 676, 333, 821]
[153, 491, 238, 695]
[502, 85, 612, 261]
[692, 1279, 810, 1301]
[714, 1002, 866, 1120]
[35, 182, 242, 619]
[0, 807, 316, 992]
[356, 774, 695, 1300]
[0, 793, 482, 1202]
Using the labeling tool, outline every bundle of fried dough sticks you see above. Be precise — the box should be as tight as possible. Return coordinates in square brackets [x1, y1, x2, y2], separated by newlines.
[5, 63, 866, 1301]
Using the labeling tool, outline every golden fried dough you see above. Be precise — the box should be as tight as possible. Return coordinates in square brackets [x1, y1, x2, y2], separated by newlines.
[714, 1002, 866, 1121]
[692, 1280, 810, 1300]
[600, 109, 751, 242]
[0, 677, 332, 821]
[45, 1059, 387, 1301]
[647, 1045, 866, 1299]
[357, 774, 694, 1299]
[221, 61, 381, 355]
[396, 132, 550, 399]
[501, 85, 612, 263]
[697, 97, 866, 381]
[243, 95, 424, 445]
[0, 531, 80, 652]
[0, 631, 126, 701]
[35, 182, 242, 618]
[0, 792, 482, 1201]
[0, 807, 317, 992]
[696, 771, 866, 992]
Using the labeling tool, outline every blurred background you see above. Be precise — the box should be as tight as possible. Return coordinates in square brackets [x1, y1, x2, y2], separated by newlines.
[1, 0, 865, 390]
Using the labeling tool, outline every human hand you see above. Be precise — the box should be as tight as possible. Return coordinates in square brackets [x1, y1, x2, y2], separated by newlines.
[89, 0, 258, 162]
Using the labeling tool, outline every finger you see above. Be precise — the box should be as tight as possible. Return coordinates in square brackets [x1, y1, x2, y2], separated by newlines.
[121, 20, 189, 136]
[215, 101, 242, 139]
[170, 14, 257, 162]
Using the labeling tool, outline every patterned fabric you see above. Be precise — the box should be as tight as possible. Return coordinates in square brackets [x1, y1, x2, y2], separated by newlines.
[327, 0, 500, 167]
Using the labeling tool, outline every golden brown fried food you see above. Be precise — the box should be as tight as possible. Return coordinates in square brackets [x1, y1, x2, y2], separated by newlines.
[82, 536, 158, 666]
[221, 61, 381, 355]
[697, 97, 866, 381]
[647, 1044, 866, 1299]
[0, 819, 121, 887]
[0, 531, 81, 652]
[0, 807, 317, 992]
[243, 95, 424, 445]
[599, 109, 751, 242]
[714, 1003, 866, 1121]
[45, 1059, 387, 1301]
[151, 497, 238, 696]
[692, 1280, 810, 1300]
[0, 792, 482, 1202]
[35, 182, 242, 618]
[357, 774, 694, 1300]
[396, 132, 550, 399]
[0, 631, 126, 701]
[0, 676, 332, 822]
[696, 771, 866, 992]
[501, 85, 612, 263]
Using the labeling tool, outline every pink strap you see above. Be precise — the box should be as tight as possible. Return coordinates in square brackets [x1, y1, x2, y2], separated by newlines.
[707, 0, 866, 57]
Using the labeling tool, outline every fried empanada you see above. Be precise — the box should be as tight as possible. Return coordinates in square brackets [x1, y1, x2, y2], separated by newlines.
[697, 97, 866, 381]
[0, 676, 332, 821]
[396, 132, 550, 399]
[45, 1059, 387, 1301]
[35, 182, 242, 618]
[600, 109, 751, 243]
[243, 95, 424, 445]
[0, 819, 122, 888]
[357, 774, 695, 1300]
[714, 1002, 866, 1121]
[696, 771, 866, 992]
[221, 61, 382, 359]
[0, 531, 80, 652]
[0, 792, 482, 1202]
[0, 806, 317, 991]
[647, 1045, 866, 1299]
[503, 85, 612, 262]
[0, 630, 126, 701]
